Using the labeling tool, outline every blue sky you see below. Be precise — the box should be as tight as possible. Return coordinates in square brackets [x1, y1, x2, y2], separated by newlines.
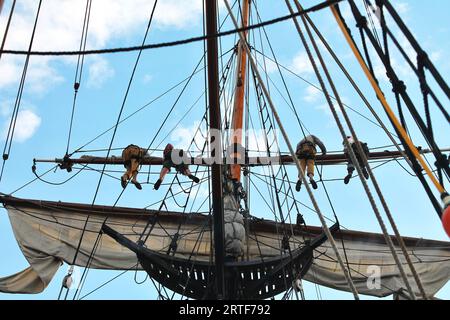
[0, 0, 449, 300]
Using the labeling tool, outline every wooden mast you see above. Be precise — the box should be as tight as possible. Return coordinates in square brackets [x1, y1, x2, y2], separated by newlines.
[230, 0, 250, 182]
[205, 0, 226, 299]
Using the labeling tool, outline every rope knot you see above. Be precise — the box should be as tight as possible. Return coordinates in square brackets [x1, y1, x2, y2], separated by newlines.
[355, 16, 367, 29]
[391, 80, 406, 94]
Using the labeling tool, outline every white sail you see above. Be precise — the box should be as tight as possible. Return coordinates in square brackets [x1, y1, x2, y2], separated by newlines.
[1, 197, 449, 298]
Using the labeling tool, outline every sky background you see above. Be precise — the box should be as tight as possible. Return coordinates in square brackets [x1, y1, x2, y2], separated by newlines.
[0, 0, 449, 300]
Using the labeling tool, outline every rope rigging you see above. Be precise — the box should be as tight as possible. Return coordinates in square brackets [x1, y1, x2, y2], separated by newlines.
[347, 0, 449, 184]
[0, 0, 42, 184]
[65, 0, 93, 156]
[0, 0, 344, 57]
[333, 2, 447, 217]
[59, 0, 160, 300]
[227, 0, 361, 300]
[0, 0, 15, 63]
[291, 0, 428, 299]
[1, 0, 448, 301]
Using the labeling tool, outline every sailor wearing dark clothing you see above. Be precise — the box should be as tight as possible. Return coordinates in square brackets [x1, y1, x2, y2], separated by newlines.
[295, 135, 326, 191]
[154, 143, 200, 190]
[343, 136, 370, 184]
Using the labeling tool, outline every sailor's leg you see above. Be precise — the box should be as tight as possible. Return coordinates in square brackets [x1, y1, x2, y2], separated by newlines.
[121, 165, 132, 188]
[358, 158, 369, 179]
[129, 159, 141, 190]
[307, 159, 318, 190]
[296, 158, 307, 191]
[344, 162, 354, 184]
[154, 167, 170, 190]
[184, 167, 200, 183]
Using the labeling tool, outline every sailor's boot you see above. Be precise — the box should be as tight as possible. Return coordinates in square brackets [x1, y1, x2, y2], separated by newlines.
[344, 169, 353, 185]
[295, 179, 302, 192]
[132, 180, 142, 190]
[309, 177, 318, 190]
[121, 175, 127, 188]
[154, 179, 162, 190]
[188, 174, 200, 183]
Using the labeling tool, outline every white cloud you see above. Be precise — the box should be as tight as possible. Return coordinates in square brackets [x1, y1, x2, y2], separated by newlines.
[2, 109, 41, 143]
[143, 74, 153, 84]
[170, 121, 206, 151]
[290, 52, 314, 75]
[87, 57, 115, 88]
[395, 2, 410, 14]
[0, 0, 205, 92]
[303, 85, 321, 103]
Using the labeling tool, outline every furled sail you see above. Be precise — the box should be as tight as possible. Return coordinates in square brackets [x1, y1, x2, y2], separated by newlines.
[1, 196, 449, 298]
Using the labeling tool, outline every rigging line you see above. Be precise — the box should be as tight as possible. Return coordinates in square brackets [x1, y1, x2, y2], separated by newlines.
[67, 2, 159, 290]
[298, 9, 412, 170]
[69, 60, 204, 155]
[65, 0, 93, 155]
[152, 48, 236, 152]
[0, 0, 16, 62]
[342, 1, 449, 208]
[142, 53, 206, 158]
[302, 1, 428, 299]
[252, 2, 308, 138]
[78, 263, 139, 300]
[289, 0, 366, 299]
[333, 4, 443, 217]
[226, 0, 361, 299]
[293, 0, 419, 299]
[249, 171, 342, 227]
[250, 51, 301, 237]
[347, 0, 449, 184]
[251, 47, 398, 138]
[248, 111, 277, 216]
[0, 0, 344, 57]
[91, 0, 158, 205]
[69, 46, 239, 156]
[3, 1, 41, 157]
[8, 165, 58, 195]
[0, 0, 42, 184]
[363, 0, 382, 49]
[140, 48, 236, 237]
[31, 163, 87, 186]
[251, 56, 298, 292]
[143, 120, 211, 243]
[379, 0, 450, 99]
[69, 230, 103, 300]
[375, 0, 390, 65]
[363, 0, 449, 122]
[154, 91, 206, 151]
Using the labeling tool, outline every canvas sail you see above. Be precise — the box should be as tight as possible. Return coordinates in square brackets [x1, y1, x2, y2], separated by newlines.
[1, 196, 449, 298]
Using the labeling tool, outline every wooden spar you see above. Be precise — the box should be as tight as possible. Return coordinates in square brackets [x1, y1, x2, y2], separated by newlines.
[34, 148, 444, 167]
[0, 0, 4, 14]
[2, 194, 449, 248]
[230, 0, 250, 182]
[205, 0, 226, 299]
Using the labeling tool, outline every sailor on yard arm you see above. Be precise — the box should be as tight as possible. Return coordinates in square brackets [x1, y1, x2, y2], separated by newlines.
[343, 136, 370, 184]
[154, 143, 200, 190]
[295, 135, 326, 191]
[121, 144, 148, 190]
